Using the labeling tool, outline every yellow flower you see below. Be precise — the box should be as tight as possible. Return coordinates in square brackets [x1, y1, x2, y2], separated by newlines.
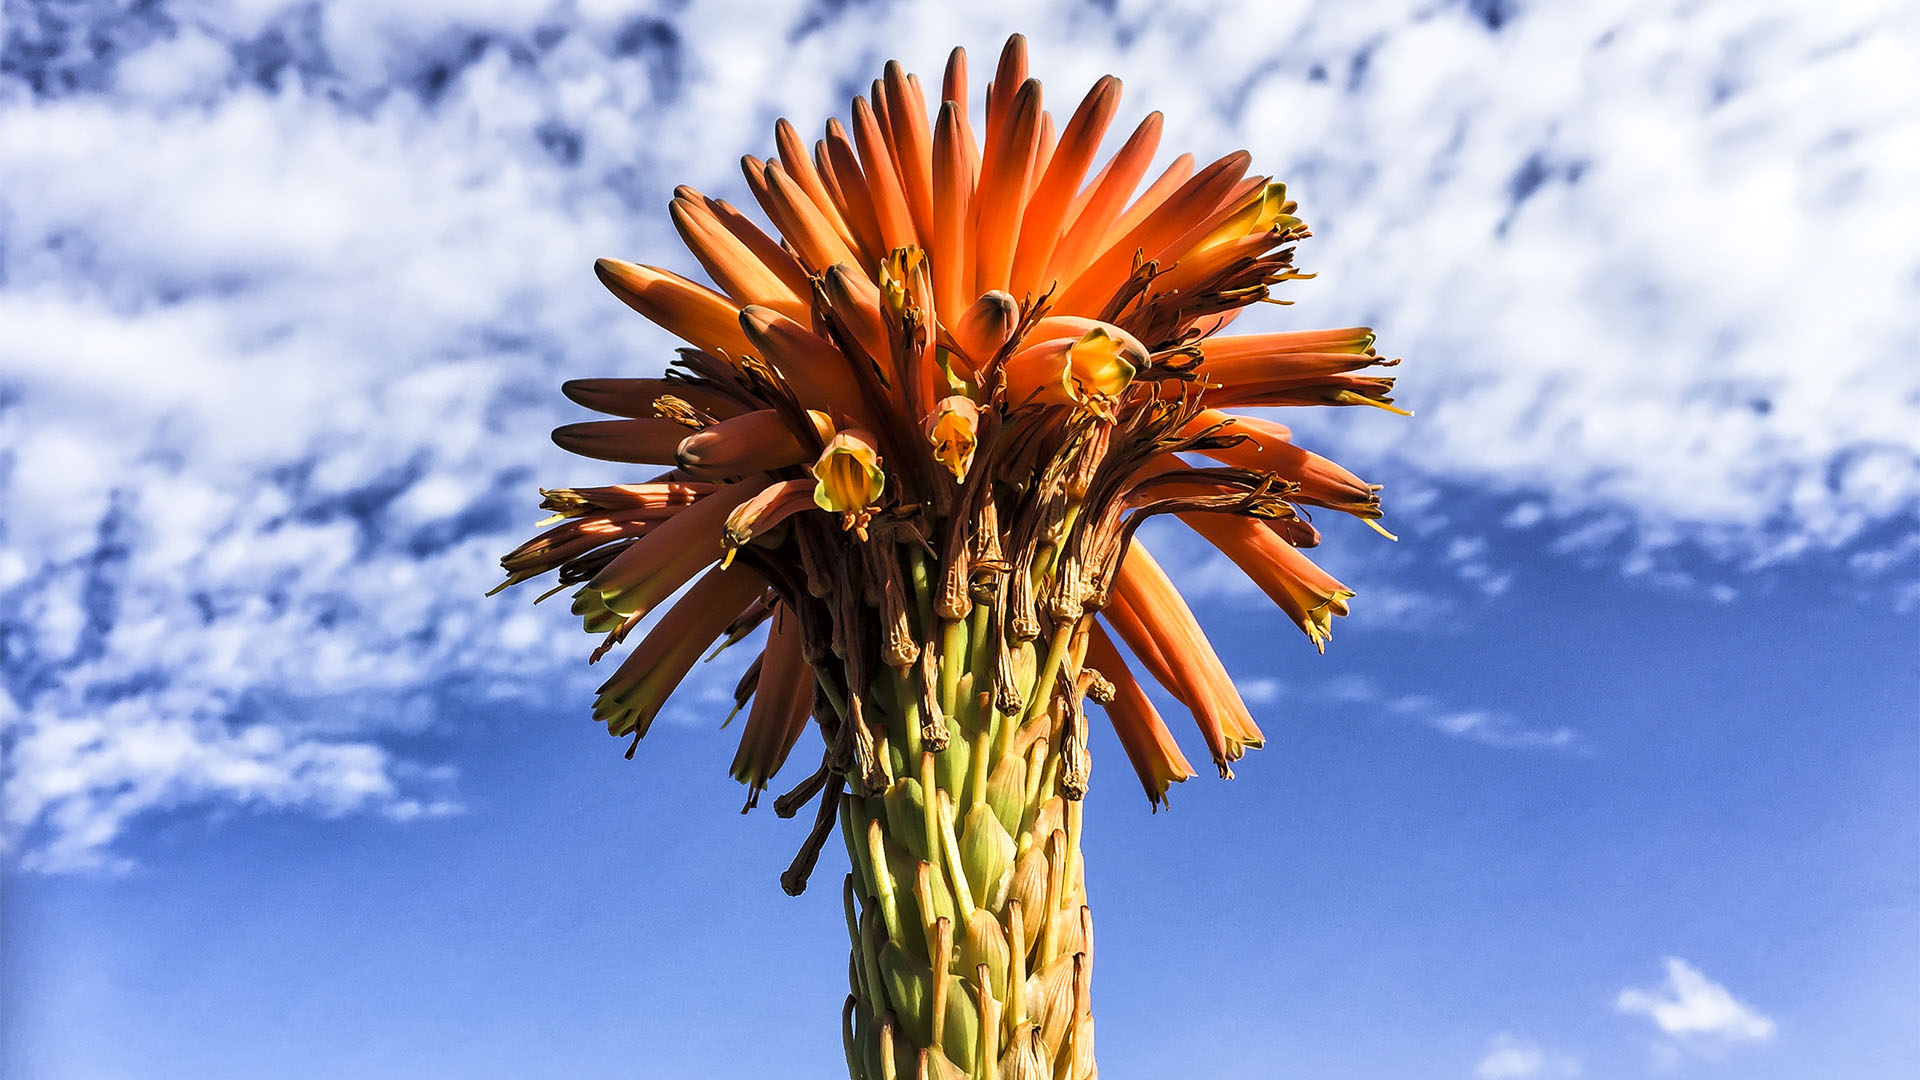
[811, 429, 886, 533]
[1001, 323, 1146, 415]
[924, 395, 981, 482]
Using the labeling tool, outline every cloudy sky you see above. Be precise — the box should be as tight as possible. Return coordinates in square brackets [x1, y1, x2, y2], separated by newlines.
[2, 0, 1915, 1077]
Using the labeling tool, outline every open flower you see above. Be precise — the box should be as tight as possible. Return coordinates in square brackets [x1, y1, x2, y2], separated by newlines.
[1001, 323, 1146, 415]
[811, 429, 886, 535]
[924, 395, 981, 482]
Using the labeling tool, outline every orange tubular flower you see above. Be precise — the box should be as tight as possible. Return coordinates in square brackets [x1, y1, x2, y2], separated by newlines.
[1085, 623, 1197, 808]
[593, 258, 754, 360]
[492, 34, 1409, 1080]
[1182, 511, 1357, 653]
[559, 377, 745, 421]
[1105, 543, 1265, 775]
[676, 408, 831, 478]
[593, 562, 773, 739]
[728, 605, 817, 803]
[1178, 408, 1389, 527]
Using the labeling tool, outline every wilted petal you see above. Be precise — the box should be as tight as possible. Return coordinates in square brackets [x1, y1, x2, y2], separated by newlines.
[728, 605, 818, 795]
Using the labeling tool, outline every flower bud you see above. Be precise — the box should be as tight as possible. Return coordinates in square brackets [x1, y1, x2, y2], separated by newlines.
[878, 941, 933, 1046]
[1006, 847, 1049, 955]
[938, 971, 980, 1066]
[960, 907, 1011, 1000]
[948, 290, 1018, 378]
[983, 753, 1028, 837]
[881, 778, 931, 862]
[958, 803, 1015, 909]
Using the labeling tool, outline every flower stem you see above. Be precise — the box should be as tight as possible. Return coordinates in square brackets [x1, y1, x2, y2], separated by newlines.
[839, 607, 1095, 1079]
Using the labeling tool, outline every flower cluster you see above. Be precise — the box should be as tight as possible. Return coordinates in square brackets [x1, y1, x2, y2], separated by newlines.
[497, 34, 1402, 839]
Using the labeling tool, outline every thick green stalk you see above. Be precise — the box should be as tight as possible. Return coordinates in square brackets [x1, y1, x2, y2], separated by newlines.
[840, 605, 1097, 1080]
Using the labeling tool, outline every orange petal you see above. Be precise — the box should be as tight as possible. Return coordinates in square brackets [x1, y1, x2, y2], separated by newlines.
[1202, 328, 1379, 366]
[972, 77, 1043, 297]
[1203, 369, 1406, 412]
[729, 604, 817, 792]
[1178, 511, 1354, 653]
[774, 118, 860, 253]
[560, 378, 744, 420]
[1086, 622, 1198, 808]
[881, 62, 937, 246]
[1181, 410, 1382, 518]
[1194, 329, 1388, 406]
[1008, 75, 1122, 302]
[698, 191, 814, 299]
[1107, 542, 1264, 775]
[1030, 109, 1056, 201]
[940, 46, 981, 186]
[983, 34, 1029, 150]
[593, 562, 773, 738]
[929, 101, 976, 324]
[551, 418, 692, 465]
[819, 265, 895, 379]
[1002, 325, 1144, 410]
[534, 481, 715, 517]
[1096, 153, 1196, 250]
[948, 290, 1018, 377]
[594, 258, 753, 360]
[821, 121, 887, 271]
[851, 95, 917, 254]
[497, 507, 683, 586]
[722, 477, 818, 561]
[670, 193, 809, 320]
[586, 477, 771, 620]
[1054, 150, 1251, 315]
[737, 305, 874, 425]
[1041, 112, 1164, 293]
[1136, 226, 1277, 303]
[757, 162, 864, 276]
[675, 409, 815, 478]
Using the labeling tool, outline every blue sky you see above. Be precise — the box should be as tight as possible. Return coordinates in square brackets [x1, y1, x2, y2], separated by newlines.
[2, 1, 1916, 1077]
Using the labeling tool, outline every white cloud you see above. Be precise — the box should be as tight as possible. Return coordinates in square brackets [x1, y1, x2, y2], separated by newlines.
[5, 705, 459, 874]
[1220, 671, 1577, 752]
[2, 0, 1912, 869]
[1616, 957, 1777, 1056]
[1475, 1033, 1580, 1080]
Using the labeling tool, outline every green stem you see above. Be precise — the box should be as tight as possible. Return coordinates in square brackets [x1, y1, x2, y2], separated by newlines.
[838, 610, 1094, 1080]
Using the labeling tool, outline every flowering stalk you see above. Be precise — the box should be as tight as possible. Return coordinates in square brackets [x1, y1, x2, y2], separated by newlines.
[495, 36, 1407, 1079]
